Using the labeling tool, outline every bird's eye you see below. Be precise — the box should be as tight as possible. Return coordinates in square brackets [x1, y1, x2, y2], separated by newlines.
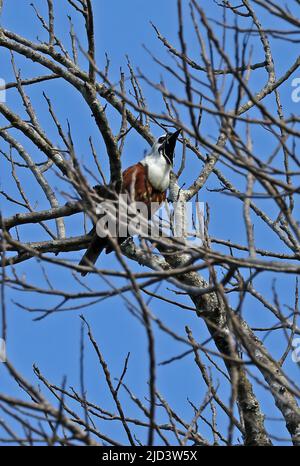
[158, 136, 165, 143]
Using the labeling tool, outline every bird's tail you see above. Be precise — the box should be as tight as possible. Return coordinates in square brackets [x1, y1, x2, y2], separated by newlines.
[79, 224, 130, 276]
[78, 233, 107, 276]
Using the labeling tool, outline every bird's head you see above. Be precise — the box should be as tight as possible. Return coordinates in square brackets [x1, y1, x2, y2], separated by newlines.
[151, 129, 181, 165]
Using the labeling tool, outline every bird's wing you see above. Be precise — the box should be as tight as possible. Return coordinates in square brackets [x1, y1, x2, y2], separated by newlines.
[122, 163, 166, 207]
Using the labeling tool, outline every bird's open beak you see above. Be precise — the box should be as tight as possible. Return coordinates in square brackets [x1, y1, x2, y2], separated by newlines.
[163, 129, 181, 165]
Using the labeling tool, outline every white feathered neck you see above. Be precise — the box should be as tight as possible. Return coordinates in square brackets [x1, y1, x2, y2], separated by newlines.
[140, 139, 171, 192]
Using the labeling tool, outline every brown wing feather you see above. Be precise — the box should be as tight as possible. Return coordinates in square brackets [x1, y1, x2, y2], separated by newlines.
[79, 163, 167, 274]
[122, 163, 166, 210]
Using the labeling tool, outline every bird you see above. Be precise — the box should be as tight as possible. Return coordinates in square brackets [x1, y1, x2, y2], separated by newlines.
[78, 129, 181, 276]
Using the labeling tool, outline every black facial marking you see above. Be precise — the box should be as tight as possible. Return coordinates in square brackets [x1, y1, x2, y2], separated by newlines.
[162, 129, 181, 165]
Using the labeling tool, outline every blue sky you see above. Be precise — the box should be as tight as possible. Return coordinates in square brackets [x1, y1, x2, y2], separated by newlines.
[0, 0, 299, 445]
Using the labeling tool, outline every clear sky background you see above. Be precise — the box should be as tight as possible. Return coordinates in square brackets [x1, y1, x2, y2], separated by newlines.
[0, 0, 299, 445]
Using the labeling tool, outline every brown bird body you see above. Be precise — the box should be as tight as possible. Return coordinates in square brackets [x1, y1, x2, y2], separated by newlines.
[78, 131, 180, 275]
[123, 163, 167, 207]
